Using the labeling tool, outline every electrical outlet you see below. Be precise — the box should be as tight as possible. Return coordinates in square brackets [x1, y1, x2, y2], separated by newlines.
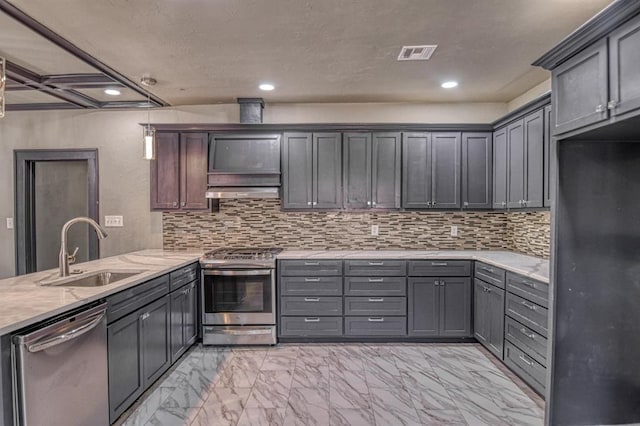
[6, 218, 14, 229]
[105, 215, 124, 227]
[450, 225, 458, 237]
[371, 224, 379, 236]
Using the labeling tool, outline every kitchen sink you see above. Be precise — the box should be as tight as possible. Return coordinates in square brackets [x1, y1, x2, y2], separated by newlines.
[40, 270, 147, 287]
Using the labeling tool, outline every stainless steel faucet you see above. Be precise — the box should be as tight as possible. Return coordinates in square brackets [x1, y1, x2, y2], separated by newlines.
[59, 217, 108, 277]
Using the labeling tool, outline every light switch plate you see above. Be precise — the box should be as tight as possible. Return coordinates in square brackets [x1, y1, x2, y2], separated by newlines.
[371, 224, 379, 236]
[6, 218, 14, 229]
[105, 215, 124, 227]
[450, 226, 458, 237]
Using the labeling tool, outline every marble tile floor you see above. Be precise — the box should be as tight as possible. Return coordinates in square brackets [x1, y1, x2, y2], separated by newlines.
[116, 343, 544, 426]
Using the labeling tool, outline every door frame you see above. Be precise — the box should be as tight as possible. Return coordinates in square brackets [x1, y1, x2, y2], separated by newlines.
[14, 149, 99, 275]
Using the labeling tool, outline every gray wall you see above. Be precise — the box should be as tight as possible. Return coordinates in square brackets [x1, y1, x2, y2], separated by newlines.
[0, 102, 509, 279]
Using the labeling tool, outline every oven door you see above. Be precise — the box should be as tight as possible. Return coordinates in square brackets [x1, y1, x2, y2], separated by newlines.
[202, 269, 275, 325]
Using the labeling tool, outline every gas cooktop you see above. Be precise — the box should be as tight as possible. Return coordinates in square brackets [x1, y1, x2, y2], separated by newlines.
[200, 248, 282, 268]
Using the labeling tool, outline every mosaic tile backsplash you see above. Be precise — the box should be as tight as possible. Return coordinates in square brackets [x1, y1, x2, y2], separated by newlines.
[163, 200, 551, 259]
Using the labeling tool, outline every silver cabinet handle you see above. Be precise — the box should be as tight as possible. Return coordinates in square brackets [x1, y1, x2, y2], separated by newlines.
[521, 328, 536, 339]
[181, 201, 186, 207]
[368, 298, 384, 302]
[431, 262, 448, 266]
[480, 266, 495, 274]
[307, 201, 312, 206]
[501, 201, 506, 207]
[608, 100, 618, 110]
[519, 355, 533, 366]
[368, 278, 384, 282]
[304, 278, 321, 282]
[485, 286, 491, 293]
[304, 317, 320, 322]
[368, 317, 384, 322]
[141, 312, 150, 321]
[463, 201, 469, 207]
[427, 201, 432, 207]
[432, 201, 437, 206]
[368, 262, 384, 266]
[367, 201, 371, 206]
[434, 280, 440, 286]
[521, 301, 537, 311]
[372, 201, 377, 206]
[596, 104, 605, 113]
[304, 298, 320, 302]
[523, 200, 528, 207]
[313, 201, 317, 206]
[304, 262, 320, 266]
[521, 280, 537, 289]
[441, 280, 446, 286]
[173, 201, 178, 207]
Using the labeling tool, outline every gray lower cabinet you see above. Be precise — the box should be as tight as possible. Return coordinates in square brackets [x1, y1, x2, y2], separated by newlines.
[108, 295, 170, 423]
[473, 279, 505, 359]
[461, 132, 492, 209]
[282, 132, 342, 209]
[504, 341, 546, 395]
[408, 277, 472, 337]
[280, 317, 343, 337]
[344, 316, 406, 336]
[170, 280, 198, 364]
[492, 127, 508, 209]
[343, 132, 401, 209]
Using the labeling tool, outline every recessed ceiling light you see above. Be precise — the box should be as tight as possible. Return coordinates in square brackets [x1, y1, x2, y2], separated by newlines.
[104, 88, 121, 96]
[441, 81, 458, 89]
[259, 83, 275, 91]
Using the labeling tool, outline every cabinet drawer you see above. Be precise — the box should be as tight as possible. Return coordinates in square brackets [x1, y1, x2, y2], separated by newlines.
[280, 297, 343, 316]
[279, 276, 342, 296]
[279, 316, 343, 337]
[279, 260, 343, 276]
[506, 293, 548, 337]
[344, 260, 406, 276]
[474, 262, 506, 289]
[107, 274, 170, 324]
[408, 260, 471, 277]
[344, 276, 406, 296]
[344, 316, 407, 336]
[344, 297, 407, 316]
[505, 316, 548, 366]
[506, 272, 549, 308]
[169, 263, 198, 292]
[504, 341, 546, 395]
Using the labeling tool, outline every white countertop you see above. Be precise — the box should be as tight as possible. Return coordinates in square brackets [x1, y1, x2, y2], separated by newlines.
[279, 250, 549, 283]
[0, 250, 202, 335]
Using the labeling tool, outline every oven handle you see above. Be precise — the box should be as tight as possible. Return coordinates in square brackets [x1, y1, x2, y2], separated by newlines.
[204, 269, 272, 276]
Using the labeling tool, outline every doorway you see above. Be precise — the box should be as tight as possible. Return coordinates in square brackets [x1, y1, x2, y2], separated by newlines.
[14, 149, 99, 275]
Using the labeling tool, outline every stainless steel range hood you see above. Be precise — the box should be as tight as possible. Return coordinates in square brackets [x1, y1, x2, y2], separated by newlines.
[205, 187, 280, 199]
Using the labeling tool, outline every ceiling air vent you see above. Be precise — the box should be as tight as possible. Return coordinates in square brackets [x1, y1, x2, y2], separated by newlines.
[397, 45, 438, 61]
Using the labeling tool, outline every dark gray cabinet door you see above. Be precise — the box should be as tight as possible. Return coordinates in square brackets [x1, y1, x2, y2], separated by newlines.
[372, 132, 401, 209]
[141, 295, 171, 387]
[439, 277, 472, 337]
[343, 133, 372, 209]
[402, 132, 431, 209]
[492, 127, 508, 209]
[184, 281, 198, 347]
[507, 119, 525, 209]
[524, 110, 544, 208]
[282, 132, 313, 209]
[151, 132, 180, 210]
[408, 278, 439, 336]
[474, 280, 489, 345]
[314, 133, 342, 209]
[543, 105, 554, 207]
[180, 133, 209, 210]
[170, 289, 186, 364]
[431, 133, 461, 209]
[552, 38, 608, 135]
[609, 14, 640, 118]
[108, 312, 143, 423]
[487, 285, 505, 359]
[462, 132, 492, 209]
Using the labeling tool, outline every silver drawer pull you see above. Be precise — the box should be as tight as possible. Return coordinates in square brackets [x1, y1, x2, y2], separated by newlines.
[304, 262, 320, 266]
[368, 298, 384, 302]
[521, 280, 537, 289]
[304, 317, 320, 322]
[431, 262, 448, 266]
[521, 301, 537, 311]
[368, 317, 385, 322]
[141, 312, 150, 321]
[368, 262, 384, 266]
[304, 278, 321, 282]
[304, 298, 320, 302]
[520, 328, 536, 339]
[519, 355, 533, 366]
[481, 266, 495, 274]
[368, 278, 384, 282]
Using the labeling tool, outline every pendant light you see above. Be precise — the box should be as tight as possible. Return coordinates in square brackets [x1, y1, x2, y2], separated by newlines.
[0, 57, 6, 119]
[141, 76, 157, 160]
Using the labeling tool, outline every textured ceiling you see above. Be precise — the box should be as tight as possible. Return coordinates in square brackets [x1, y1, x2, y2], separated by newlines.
[6, 0, 612, 105]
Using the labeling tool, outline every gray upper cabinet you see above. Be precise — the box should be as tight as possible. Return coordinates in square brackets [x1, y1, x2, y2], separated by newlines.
[608, 14, 640, 118]
[344, 132, 400, 209]
[543, 105, 554, 207]
[506, 119, 525, 209]
[552, 38, 609, 135]
[282, 132, 342, 209]
[523, 110, 544, 208]
[461, 132, 492, 209]
[492, 127, 508, 209]
[402, 132, 460, 209]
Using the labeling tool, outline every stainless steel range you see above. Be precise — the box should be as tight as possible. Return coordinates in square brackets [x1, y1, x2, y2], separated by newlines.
[200, 248, 282, 345]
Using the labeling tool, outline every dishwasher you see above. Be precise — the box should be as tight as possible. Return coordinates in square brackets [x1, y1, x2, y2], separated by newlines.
[12, 303, 109, 426]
